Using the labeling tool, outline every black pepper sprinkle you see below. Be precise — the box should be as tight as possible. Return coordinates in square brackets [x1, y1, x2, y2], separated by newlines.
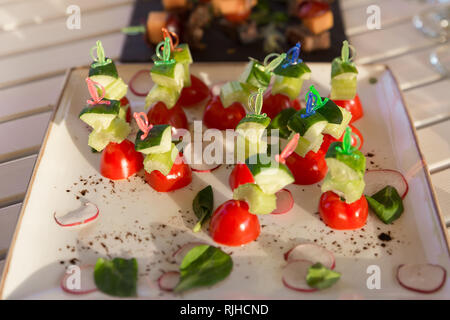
[378, 232, 392, 242]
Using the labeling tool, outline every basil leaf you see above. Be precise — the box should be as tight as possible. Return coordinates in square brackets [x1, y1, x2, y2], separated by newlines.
[174, 245, 233, 293]
[94, 257, 138, 297]
[366, 185, 404, 224]
[306, 263, 341, 290]
[192, 185, 214, 232]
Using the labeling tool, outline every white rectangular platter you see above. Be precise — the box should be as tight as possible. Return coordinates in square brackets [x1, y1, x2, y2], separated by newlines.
[1, 63, 449, 299]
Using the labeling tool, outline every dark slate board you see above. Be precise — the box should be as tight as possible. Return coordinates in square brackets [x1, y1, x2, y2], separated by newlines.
[120, 0, 347, 63]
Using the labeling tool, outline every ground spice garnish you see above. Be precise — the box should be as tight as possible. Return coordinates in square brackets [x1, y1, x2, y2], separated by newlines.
[378, 232, 392, 241]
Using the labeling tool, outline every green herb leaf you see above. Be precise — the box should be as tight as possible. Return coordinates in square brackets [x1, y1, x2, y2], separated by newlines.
[94, 257, 138, 297]
[174, 245, 233, 293]
[366, 185, 404, 224]
[192, 186, 214, 233]
[306, 263, 341, 290]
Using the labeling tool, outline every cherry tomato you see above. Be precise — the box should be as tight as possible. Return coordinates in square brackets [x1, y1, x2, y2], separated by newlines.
[100, 140, 143, 180]
[298, 1, 330, 19]
[340, 124, 364, 150]
[144, 153, 192, 192]
[262, 92, 301, 119]
[320, 133, 338, 154]
[319, 191, 368, 230]
[320, 124, 364, 154]
[285, 149, 327, 185]
[224, 9, 251, 24]
[210, 200, 260, 246]
[332, 94, 364, 123]
[178, 75, 210, 108]
[120, 96, 132, 123]
[229, 163, 255, 190]
[203, 95, 246, 130]
[147, 101, 188, 130]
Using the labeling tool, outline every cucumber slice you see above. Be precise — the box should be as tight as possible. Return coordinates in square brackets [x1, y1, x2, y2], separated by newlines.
[287, 109, 328, 141]
[89, 75, 128, 100]
[220, 81, 256, 108]
[239, 59, 271, 88]
[316, 99, 343, 124]
[245, 153, 294, 194]
[118, 104, 129, 121]
[330, 73, 357, 100]
[181, 63, 191, 87]
[322, 106, 352, 139]
[322, 175, 365, 204]
[172, 44, 193, 65]
[145, 84, 181, 109]
[143, 143, 178, 176]
[88, 60, 118, 78]
[331, 59, 358, 79]
[88, 117, 131, 152]
[272, 61, 311, 100]
[79, 99, 120, 130]
[233, 183, 277, 215]
[292, 132, 324, 157]
[268, 108, 297, 139]
[236, 114, 271, 142]
[273, 61, 311, 78]
[325, 142, 366, 177]
[235, 135, 268, 162]
[151, 62, 185, 89]
[135, 124, 172, 154]
[271, 76, 306, 101]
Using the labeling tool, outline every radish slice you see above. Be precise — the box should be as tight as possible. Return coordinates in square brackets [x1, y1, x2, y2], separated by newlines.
[183, 141, 223, 173]
[284, 244, 335, 269]
[158, 271, 180, 292]
[129, 69, 151, 97]
[271, 189, 294, 215]
[364, 169, 409, 199]
[282, 259, 317, 293]
[60, 265, 97, 295]
[191, 164, 222, 173]
[397, 263, 447, 294]
[54, 202, 99, 227]
[172, 242, 205, 264]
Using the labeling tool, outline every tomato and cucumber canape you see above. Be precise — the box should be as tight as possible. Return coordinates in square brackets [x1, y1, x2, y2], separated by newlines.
[330, 41, 363, 121]
[319, 128, 368, 229]
[134, 112, 192, 192]
[146, 42, 195, 105]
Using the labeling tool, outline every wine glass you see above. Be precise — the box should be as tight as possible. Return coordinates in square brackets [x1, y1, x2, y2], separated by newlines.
[413, 3, 450, 42]
[430, 44, 450, 76]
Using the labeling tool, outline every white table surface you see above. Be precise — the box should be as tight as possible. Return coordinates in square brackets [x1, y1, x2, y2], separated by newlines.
[0, 0, 449, 278]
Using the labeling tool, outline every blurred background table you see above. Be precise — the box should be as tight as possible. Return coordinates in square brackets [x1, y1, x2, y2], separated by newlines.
[0, 0, 449, 276]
